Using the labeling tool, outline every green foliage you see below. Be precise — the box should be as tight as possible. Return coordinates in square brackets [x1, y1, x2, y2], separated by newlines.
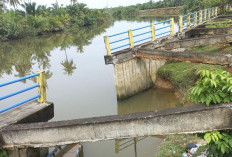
[157, 135, 201, 157]
[189, 70, 232, 106]
[206, 20, 232, 28]
[157, 62, 225, 105]
[109, 0, 184, 19]
[0, 150, 8, 157]
[204, 131, 232, 156]
[0, 3, 111, 41]
[190, 43, 232, 55]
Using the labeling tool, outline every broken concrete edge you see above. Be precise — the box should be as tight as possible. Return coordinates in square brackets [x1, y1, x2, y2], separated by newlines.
[16, 102, 54, 124]
[137, 48, 232, 66]
[0, 101, 54, 132]
[1, 103, 231, 132]
[165, 34, 232, 47]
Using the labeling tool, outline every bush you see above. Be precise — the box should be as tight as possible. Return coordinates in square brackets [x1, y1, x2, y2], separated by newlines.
[204, 131, 232, 156]
[0, 3, 111, 41]
[189, 70, 232, 106]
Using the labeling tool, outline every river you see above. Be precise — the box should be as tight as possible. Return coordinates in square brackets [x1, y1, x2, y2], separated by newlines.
[0, 17, 179, 157]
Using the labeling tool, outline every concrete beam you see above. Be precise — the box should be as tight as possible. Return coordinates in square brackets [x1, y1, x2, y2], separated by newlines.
[163, 34, 232, 49]
[137, 49, 232, 65]
[0, 101, 54, 131]
[1, 103, 232, 149]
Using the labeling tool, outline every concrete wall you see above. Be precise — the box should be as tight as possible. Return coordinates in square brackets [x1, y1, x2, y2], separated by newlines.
[114, 58, 165, 100]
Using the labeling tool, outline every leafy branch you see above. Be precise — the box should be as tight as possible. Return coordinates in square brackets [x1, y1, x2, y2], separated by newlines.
[189, 70, 232, 106]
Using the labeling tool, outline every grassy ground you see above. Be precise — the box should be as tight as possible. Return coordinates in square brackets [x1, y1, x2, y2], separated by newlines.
[205, 19, 232, 28]
[157, 62, 225, 104]
[0, 151, 8, 157]
[189, 43, 232, 54]
[156, 134, 204, 157]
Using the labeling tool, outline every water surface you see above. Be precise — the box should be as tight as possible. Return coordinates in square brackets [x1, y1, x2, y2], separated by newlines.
[0, 18, 179, 157]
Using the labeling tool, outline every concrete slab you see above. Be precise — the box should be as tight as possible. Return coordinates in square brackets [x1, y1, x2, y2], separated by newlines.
[136, 48, 232, 65]
[0, 101, 54, 131]
[0, 103, 232, 149]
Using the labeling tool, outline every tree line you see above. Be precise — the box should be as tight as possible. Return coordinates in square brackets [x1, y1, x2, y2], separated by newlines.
[108, 0, 231, 18]
[0, 0, 111, 41]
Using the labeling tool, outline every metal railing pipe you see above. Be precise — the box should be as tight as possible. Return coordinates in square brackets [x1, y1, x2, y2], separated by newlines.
[0, 73, 39, 87]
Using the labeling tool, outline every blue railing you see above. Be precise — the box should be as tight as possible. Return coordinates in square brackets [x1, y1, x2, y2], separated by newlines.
[104, 4, 227, 55]
[181, 7, 218, 31]
[104, 18, 174, 54]
[0, 72, 46, 114]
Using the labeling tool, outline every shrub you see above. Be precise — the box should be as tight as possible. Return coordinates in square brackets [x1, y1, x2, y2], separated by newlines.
[189, 70, 232, 106]
[204, 131, 232, 156]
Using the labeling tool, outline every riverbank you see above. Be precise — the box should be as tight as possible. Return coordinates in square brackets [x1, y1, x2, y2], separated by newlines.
[157, 62, 225, 105]
[0, 3, 111, 41]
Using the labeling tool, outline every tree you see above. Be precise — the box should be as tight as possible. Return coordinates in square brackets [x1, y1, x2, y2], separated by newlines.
[21, 2, 36, 16]
[70, 0, 78, 5]
[61, 49, 76, 76]
[1, 0, 20, 10]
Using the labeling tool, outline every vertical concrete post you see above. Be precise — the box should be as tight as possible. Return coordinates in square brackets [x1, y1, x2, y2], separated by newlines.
[151, 23, 155, 41]
[128, 29, 134, 48]
[194, 12, 197, 26]
[37, 71, 46, 103]
[179, 16, 183, 32]
[104, 36, 111, 55]
[187, 15, 191, 29]
[170, 18, 174, 35]
[200, 10, 203, 23]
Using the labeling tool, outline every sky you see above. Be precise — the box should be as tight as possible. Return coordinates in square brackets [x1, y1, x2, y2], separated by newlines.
[25, 0, 157, 9]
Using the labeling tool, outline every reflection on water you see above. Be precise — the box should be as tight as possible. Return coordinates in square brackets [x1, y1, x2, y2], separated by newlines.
[118, 88, 178, 115]
[0, 17, 179, 157]
[0, 21, 112, 79]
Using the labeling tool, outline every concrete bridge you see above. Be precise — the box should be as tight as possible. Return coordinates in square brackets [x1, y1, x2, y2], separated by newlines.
[1, 103, 232, 149]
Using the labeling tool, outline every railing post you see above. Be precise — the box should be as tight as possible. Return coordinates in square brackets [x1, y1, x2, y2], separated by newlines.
[208, 8, 210, 19]
[128, 29, 134, 48]
[225, 4, 228, 11]
[215, 7, 218, 16]
[151, 23, 155, 41]
[104, 36, 111, 56]
[170, 18, 174, 35]
[204, 9, 207, 21]
[179, 16, 183, 33]
[194, 12, 197, 26]
[212, 8, 214, 17]
[187, 14, 191, 29]
[37, 71, 46, 103]
[200, 10, 203, 23]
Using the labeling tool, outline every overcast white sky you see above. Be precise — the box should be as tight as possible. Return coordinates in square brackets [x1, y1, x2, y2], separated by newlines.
[25, 0, 157, 9]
